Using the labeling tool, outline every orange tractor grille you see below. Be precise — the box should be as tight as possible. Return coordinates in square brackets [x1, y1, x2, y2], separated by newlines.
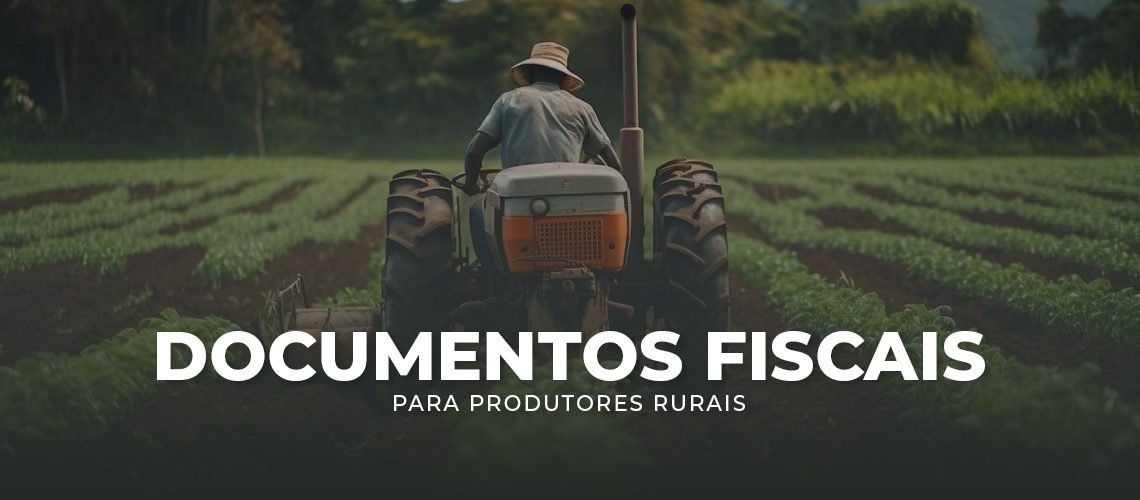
[535, 217, 604, 262]
[501, 213, 628, 272]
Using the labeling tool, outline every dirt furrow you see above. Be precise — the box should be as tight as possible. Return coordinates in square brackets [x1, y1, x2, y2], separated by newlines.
[855, 183, 1079, 239]
[158, 216, 220, 235]
[0, 185, 113, 214]
[181, 179, 266, 209]
[317, 176, 379, 220]
[748, 182, 809, 204]
[808, 207, 915, 236]
[128, 181, 205, 202]
[240, 180, 314, 214]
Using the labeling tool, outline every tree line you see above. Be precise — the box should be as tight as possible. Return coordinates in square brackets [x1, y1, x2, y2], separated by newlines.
[1, 0, 1137, 158]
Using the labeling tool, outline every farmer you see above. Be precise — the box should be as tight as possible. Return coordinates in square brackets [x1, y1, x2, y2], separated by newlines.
[462, 41, 621, 264]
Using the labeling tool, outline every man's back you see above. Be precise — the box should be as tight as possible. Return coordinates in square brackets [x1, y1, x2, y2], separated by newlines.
[478, 81, 610, 168]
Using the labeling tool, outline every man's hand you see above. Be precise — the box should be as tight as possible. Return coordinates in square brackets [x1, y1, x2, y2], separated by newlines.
[461, 179, 481, 196]
[463, 132, 499, 195]
[594, 143, 622, 172]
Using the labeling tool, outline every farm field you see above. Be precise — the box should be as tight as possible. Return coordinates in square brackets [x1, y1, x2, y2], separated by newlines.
[1, 157, 1139, 490]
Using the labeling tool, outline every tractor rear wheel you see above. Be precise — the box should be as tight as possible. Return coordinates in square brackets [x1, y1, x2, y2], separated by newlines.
[383, 169, 456, 351]
[653, 159, 730, 390]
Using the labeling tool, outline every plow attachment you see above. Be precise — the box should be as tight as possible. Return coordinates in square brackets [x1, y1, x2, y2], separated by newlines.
[261, 275, 380, 367]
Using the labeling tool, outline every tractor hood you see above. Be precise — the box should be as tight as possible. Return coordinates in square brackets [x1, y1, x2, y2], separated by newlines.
[490, 163, 628, 197]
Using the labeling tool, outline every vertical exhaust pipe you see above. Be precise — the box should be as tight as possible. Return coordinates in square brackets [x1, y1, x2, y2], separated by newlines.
[620, 3, 645, 272]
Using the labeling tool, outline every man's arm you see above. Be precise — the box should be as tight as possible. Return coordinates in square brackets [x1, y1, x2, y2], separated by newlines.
[581, 102, 620, 172]
[593, 143, 622, 172]
[463, 131, 499, 195]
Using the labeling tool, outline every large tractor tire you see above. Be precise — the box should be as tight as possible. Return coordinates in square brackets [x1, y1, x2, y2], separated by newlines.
[382, 169, 456, 353]
[653, 159, 730, 390]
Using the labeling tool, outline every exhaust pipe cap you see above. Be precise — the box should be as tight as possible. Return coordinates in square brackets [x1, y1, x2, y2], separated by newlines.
[620, 3, 635, 19]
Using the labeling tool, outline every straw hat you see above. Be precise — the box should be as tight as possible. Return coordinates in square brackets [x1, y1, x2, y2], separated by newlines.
[509, 42, 585, 92]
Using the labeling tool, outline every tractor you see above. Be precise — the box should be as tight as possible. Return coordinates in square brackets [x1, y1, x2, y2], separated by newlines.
[276, 4, 728, 381]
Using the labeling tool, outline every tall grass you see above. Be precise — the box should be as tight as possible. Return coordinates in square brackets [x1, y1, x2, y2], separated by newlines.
[704, 60, 1140, 154]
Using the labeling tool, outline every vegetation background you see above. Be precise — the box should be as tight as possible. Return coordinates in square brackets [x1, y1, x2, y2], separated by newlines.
[0, 0, 1137, 159]
[2, 2, 1140, 489]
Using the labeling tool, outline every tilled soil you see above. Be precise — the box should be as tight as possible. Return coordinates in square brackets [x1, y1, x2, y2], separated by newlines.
[0, 185, 113, 214]
[808, 206, 915, 236]
[0, 223, 384, 365]
[128, 181, 204, 201]
[191, 178, 265, 206]
[241, 180, 314, 214]
[748, 182, 808, 203]
[317, 177, 379, 220]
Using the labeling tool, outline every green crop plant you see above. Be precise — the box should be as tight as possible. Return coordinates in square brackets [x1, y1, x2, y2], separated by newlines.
[0, 159, 412, 282]
[789, 188, 1140, 284]
[835, 175, 1140, 247]
[0, 309, 237, 442]
[0, 177, 260, 245]
[723, 180, 1140, 344]
[878, 164, 1140, 220]
[722, 166, 1140, 283]
[0, 177, 299, 276]
[732, 236, 1140, 471]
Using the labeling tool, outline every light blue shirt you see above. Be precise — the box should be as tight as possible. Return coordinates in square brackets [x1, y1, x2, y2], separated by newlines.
[478, 82, 612, 168]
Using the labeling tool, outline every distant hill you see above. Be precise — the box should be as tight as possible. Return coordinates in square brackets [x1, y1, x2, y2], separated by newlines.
[771, 0, 1111, 72]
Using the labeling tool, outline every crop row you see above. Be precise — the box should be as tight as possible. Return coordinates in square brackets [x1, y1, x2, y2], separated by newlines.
[870, 164, 1140, 220]
[828, 191, 1140, 284]
[731, 235, 1140, 470]
[833, 174, 1140, 247]
[0, 160, 236, 202]
[721, 165, 1140, 281]
[979, 159, 1140, 199]
[723, 181, 1140, 344]
[0, 304, 644, 478]
[0, 173, 390, 283]
[819, 158, 1140, 201]
[191, 174, 385, 283]
[0, 176, 259, 244]
[0, 309, 237, 442]
[730, 174, 1140, 285]
[724, 158, 1140, 221]
[0, 176, 299, 275]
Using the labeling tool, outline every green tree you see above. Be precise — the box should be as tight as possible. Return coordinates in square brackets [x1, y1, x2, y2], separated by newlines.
[13, 0, 126, 122]
[335, 0, 455, 141]
[215, 0, 300, 157]
[1078, 0, 1140, 76]
[790, 0, 859, 61]
[1, 76, 46, 141]
[1037, 0, 1074, 77]
[854, 0, 993, 69]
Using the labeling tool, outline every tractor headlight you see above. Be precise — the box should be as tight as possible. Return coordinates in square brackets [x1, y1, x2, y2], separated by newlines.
[530, 198, 550, 216]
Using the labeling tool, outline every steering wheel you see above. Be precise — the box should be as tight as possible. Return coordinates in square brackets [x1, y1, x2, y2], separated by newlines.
[452, 168, 501, 194]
